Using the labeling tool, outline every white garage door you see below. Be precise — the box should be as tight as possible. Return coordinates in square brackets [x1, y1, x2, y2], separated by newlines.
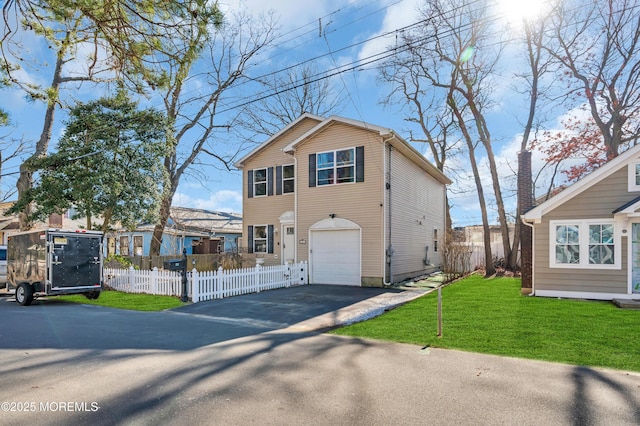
[311, 229, 360, 286]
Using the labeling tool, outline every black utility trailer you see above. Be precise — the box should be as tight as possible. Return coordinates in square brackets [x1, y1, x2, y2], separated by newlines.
[7, 229, 104, 306]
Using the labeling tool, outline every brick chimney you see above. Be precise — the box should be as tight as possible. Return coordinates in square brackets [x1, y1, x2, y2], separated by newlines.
[518, 150, 534, 294]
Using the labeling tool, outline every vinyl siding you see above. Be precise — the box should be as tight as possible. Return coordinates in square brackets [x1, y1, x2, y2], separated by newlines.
[241, 118, 321, 265]
[389, 146, 445, 281]
[534, 167, 633, 294]
[295, 122, 385, 281]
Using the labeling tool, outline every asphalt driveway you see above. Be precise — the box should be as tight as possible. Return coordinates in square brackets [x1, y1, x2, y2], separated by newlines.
[0, 284, 426, 351]
[171, 284, 426, 331]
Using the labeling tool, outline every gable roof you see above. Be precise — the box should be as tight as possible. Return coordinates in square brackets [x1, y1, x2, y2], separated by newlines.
[233, 113, 324, 168]
[523, 143, 640, 223]
[169, 207, 242, 234]
[282, 114, 451, 185]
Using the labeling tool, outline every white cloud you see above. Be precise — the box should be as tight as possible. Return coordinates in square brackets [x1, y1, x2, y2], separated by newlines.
[357, 0, 420, 65]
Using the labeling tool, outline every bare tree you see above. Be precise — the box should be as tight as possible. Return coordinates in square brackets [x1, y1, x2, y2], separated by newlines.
[387, 0, 510, 275]
[546, 0, 640, 158]
[509, 12, 557, 270]
[0, 135, 27, 201]
[379, 31, 463, 230]
[238, 64, 345, 139]
[149, 11, 277, 256]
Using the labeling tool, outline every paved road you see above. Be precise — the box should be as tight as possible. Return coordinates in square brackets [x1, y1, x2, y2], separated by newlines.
[1, 289, 639, 425]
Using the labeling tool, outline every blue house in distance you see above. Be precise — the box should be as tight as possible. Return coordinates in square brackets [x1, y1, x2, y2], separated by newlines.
[107, 207, 242, 256]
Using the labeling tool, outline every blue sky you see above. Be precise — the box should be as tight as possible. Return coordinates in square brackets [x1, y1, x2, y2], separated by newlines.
[1, 0, 562, 227]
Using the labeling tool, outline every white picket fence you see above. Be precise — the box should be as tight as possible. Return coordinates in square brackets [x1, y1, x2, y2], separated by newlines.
[104, 261, 309, 302]
[105, 267, 184, 296]
[192, 262, 308, 302]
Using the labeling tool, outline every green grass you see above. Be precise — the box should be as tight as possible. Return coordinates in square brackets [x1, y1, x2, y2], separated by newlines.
[331, 275, 640, 372]
[56, 290, 187, 311]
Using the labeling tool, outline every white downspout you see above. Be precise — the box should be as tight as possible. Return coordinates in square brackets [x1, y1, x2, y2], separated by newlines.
[383, 135, 395, 286]
[521, 217, 536, 296]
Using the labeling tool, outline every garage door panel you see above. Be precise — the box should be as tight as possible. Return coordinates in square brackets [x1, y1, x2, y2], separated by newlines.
[311, 229, 360, 286]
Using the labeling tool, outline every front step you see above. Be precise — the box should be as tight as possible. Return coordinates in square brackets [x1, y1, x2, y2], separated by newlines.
[612, 298, 640, 309]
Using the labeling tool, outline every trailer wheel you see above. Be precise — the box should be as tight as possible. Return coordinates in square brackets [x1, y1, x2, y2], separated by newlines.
[84, 291, 101, 300]
[16, 283, 33, 306]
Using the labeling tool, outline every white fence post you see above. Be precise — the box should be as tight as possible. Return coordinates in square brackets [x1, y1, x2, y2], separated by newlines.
[128, 266, 135, 292]
[190, 268, 199, 302]
[216, 266, 223, 299]
[255, 264, 262, 293]
[151, 267, 158, 294]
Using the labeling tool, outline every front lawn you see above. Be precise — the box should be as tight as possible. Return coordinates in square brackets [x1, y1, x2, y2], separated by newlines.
[331, 275, 640, 372]
[56, 290, 186, 311]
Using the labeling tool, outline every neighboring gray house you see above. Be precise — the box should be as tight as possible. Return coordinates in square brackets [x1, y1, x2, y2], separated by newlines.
[522, 143, 640, 300]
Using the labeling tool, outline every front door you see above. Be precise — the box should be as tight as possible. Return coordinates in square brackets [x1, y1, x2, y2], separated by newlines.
[282, 226, 295, 264]
[631, 223, 640, 294]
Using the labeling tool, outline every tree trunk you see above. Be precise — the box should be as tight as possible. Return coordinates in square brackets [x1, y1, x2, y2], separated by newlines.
[17, 54, 64, 231]
[449, 97, 495, 276]
[149, 183, 177, 256]
[464, 96, 512, 268]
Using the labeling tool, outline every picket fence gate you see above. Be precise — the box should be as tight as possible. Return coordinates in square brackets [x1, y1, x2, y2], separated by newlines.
[104, 262, 309, 302]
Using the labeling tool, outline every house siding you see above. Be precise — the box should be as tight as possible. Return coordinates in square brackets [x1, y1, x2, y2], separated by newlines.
[241, 118, 320, 264]
[389, 145, 445, 281]
[295, 122, 385, 284]
[534, 167, 633, 295]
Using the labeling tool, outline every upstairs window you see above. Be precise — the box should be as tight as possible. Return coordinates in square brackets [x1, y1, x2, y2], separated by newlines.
[248, 167, 274, 198]
[283, 165, 295, 193]
[253, 168, 267, 197]
[317, 148, 355, 186]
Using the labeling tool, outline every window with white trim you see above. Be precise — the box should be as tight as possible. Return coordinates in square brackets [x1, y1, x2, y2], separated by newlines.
[627, 162, 640, 191]
[283, 164, 294, 194]
[550, 220, 619, 269]
[253, 168, 267, 197]
[317, 148, 355, 186]
[253, 225, 267, 253]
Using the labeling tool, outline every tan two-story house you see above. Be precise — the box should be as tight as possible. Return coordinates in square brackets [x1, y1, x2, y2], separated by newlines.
[234, 114, 451, 286]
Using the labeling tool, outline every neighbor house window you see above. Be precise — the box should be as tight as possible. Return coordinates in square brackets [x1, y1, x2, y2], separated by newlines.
[317, 148, 355, 186]
[627, 162, 640, 191]
[554, 224, 580, 264]
[253, 168, 267, 197]
[119, 236, 129, 256]
[107, 237, 116, 255]
[588, 224, 614, 264]
[550, 220, 618, 269]
[133, 235, 143, 256]
[218, 236, 225, 253]
[283, 164, 295, 193]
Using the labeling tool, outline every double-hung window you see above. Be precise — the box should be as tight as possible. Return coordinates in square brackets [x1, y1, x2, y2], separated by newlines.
[550, 220, 618, 269]
[253, 168, 267, 197]
[283, 165, 294, 194]
[317, 148, 355, 186]
[248, 224, 274, 254]
[253, 225, 267, 254]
